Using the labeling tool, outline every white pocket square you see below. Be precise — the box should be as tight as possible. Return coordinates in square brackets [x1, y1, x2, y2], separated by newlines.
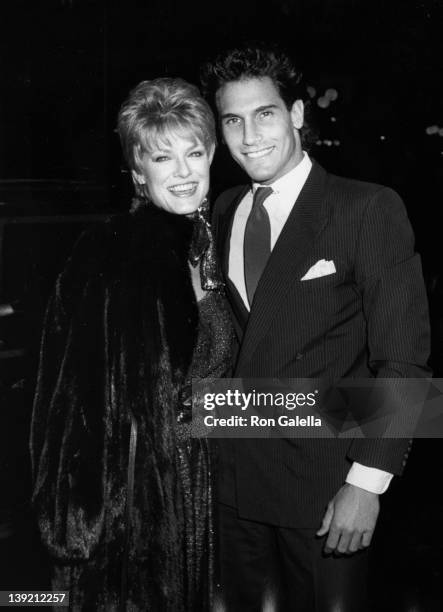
[301, 259, 336, 281]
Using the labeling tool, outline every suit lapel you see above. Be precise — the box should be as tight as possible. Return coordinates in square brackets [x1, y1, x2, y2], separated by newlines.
[236, 162, 329, 372]
[217, 185, 250, 338]
[219, 185, 249, 274]
[225, 277, 249, 340]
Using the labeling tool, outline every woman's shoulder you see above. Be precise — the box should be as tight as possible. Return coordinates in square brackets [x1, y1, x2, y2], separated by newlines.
[62, 204, 193, 281]
[53, 214, 132, 304]
[65, 215, 127, 270]
[59, 203, 195, 291]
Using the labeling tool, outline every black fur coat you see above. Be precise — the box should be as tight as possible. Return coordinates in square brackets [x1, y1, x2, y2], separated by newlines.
[30, 205, 213, 611]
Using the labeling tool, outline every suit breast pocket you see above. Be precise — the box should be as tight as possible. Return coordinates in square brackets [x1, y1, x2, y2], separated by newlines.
[298, 271, 343, 293]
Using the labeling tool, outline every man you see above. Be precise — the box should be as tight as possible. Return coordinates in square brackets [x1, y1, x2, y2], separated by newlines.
[201, 43, 430, 611]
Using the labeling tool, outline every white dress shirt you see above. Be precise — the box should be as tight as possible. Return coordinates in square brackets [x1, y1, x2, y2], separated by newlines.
[228, 153, 393, 495]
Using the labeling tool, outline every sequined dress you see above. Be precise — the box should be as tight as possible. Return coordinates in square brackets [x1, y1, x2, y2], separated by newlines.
[175, 290, 233, 611]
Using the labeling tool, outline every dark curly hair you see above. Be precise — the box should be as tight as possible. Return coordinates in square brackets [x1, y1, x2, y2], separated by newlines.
[202, 42, 307, 106]
[201, 41, 313, 147]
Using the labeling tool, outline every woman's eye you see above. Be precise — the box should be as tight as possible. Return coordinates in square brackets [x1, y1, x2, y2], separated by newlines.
[153, 155, 169, 162]
[190, 150, 203, 157]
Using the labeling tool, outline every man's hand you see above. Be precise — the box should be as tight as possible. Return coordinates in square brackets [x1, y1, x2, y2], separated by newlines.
[316, 483, 380, 554]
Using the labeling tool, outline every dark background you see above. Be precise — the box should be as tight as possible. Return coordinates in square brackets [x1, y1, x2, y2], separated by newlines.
[1, 0, 442, 299]
[1, 1, 442, 217]
[0, 1, 442, 609]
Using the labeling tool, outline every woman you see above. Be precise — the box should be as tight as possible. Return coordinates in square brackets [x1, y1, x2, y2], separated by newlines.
[30, 78, 233, 611]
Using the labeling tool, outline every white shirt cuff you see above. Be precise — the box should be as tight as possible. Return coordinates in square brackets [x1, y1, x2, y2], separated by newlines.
[345, 462, 393, 494]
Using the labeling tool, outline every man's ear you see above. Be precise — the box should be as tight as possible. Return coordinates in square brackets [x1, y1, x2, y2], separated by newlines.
[291, 99, 304, 130]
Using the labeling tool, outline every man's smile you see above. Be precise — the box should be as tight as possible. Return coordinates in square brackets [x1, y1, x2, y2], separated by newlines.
[243, 146, 275, 159]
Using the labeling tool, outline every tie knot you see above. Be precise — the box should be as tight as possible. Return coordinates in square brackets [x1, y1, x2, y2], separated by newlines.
[252, 186, 273, 210]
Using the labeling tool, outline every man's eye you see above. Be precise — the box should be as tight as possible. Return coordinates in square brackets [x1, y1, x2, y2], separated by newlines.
[225, 117, 240, 126]
[260, 110, 273, 119]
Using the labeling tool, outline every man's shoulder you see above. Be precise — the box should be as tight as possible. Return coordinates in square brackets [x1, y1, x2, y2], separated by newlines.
[324, 170, 405, 217]
[211, 185, 248, 230]
[327, 171, 392, 199]
[214, 185, 247, 213]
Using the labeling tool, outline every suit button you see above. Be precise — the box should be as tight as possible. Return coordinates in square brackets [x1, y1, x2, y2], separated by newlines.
[296, 353, 303, 360]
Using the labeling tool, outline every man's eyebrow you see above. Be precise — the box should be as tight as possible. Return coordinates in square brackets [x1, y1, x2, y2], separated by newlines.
[220, 104, 279, 120]
[255, 104, 279, 112]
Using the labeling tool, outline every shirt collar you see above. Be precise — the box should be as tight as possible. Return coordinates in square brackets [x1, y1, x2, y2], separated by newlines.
[252, 152, 312, 196]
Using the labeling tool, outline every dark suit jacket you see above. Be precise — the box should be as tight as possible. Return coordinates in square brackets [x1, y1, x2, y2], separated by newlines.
[213, 161, 430, 528]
